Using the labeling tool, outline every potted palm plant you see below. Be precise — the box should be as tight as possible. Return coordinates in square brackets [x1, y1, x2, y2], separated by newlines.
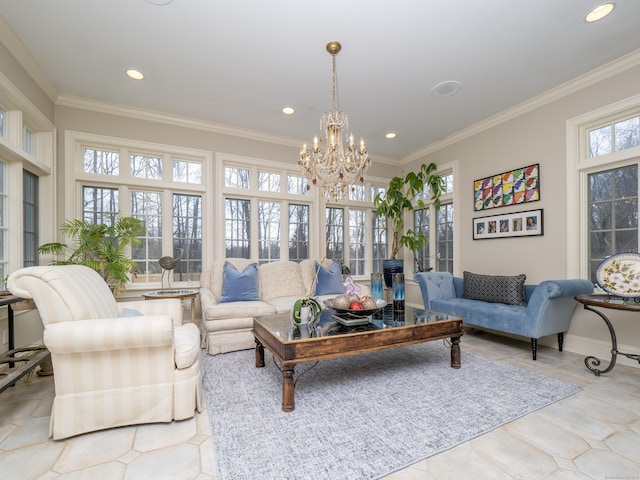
[38, 216, 145, 296]
[374, 162, 444, 286]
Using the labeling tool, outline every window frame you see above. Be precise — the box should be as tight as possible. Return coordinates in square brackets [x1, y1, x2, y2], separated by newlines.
[65, 131, 211, 290]
[566, 94, 640, 278]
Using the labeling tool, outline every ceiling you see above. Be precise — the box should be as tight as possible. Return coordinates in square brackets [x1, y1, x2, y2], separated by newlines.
[2, 0, 640, 163]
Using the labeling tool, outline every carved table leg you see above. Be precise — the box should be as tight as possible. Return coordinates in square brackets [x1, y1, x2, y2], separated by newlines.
[282, 366, 295, 412]
[583, 304, 617, 376]
[450, 336, 461, 369]
[255, 338, 265, 368]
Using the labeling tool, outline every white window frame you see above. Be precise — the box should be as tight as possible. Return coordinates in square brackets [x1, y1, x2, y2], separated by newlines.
[566, 93, 640, 278]
[64, 131, 211, 289]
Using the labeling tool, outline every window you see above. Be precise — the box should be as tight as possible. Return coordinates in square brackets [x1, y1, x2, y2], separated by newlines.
[225, 198, 250, 258]
[258, 171, 281, 192]
[589, 116, 640, 157]
[587, 165, 638, 282]
[23, 170, 38, 267]
[325, 207, 344, 264]
[131, 153, 162, 180]
[84, 148, 119, 175]
[288, 204, 309, 262]
[413, 208, 430, 272]
[223, 162, 311, 263]
[372, 211, 387, 274]
[258, 201, 280, 263]
[348, 209, 366, 275]
[0, 162, 7, 282]
[83, 186, 118, 225]
[567, 99, 640, 280]
[73, 134, 208, 287]
[131, 190, 162, 282]
[173, 194, 202, 282]
[23, 127, 34, 156]
[436, 203, 454, 273]
[173, 160, 202, 184]
[0, 108, 5, 138]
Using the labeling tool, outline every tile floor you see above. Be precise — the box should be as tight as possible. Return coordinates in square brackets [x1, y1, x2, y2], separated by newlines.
[0, 331, 638, 480]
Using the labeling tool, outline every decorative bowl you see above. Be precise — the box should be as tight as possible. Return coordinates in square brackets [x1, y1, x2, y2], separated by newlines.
[595, 252, 640, 298]
[323, 298, 386, 317]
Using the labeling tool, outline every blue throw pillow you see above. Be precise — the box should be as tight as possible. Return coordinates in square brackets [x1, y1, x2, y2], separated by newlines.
[220, 262, 261, 303]
[314, 261, 346, 295]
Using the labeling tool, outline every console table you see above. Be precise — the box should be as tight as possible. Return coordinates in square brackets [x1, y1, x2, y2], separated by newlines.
[574, 293, 640, 376]
[0, 294, 50, 393]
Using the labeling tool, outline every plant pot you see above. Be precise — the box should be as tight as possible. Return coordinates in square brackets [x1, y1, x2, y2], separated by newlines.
[382, 259, 404, 289]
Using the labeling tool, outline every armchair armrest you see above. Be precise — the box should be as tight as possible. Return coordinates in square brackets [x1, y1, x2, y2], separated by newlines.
[199, 286, 218, 308]
[44, 316, 174, 354]
[415, 272, 456, 309]
[119, 298, 183, 327]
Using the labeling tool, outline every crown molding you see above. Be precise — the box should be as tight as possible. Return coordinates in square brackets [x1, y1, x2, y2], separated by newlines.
[401, 48, 640, 165]
[0, 16, 59, 103]
[56, 94, 398, 165]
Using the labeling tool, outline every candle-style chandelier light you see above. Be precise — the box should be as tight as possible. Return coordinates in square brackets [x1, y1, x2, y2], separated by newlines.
[299, 41, 371, 201]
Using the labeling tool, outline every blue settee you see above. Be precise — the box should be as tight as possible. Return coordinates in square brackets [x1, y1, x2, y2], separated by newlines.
[414, 272, 594, 360]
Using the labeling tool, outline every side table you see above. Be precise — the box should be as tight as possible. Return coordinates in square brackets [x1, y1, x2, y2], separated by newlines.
[142, 289, 198, 323]
[0, 294, 50, 393]
[574, 293, 640, 376]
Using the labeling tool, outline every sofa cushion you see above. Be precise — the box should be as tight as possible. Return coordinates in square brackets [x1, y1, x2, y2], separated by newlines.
[203, 300, 276, 320]
[314, 261, 346, 295]
[220, 262, 260, 303]
[259, 261, 306, 301]
[462, 271, 527, 306]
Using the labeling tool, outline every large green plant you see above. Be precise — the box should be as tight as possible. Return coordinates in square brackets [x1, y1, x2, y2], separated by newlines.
[374, 162, 444, 263]
[38, 216, 145, 296]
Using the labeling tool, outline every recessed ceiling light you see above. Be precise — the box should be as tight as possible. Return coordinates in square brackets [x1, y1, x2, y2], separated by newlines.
[282, 107, 295, 115]
[431, 80, 462, 99]
[126, 69, 144, 80]
[385, 132, 397, 139]
[585, 2, 616, 22]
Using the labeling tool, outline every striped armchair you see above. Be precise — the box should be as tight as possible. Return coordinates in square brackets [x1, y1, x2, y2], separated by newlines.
[8, 265, 203, 440]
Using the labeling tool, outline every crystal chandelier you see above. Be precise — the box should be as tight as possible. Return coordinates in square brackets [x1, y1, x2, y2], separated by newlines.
[299, 41, 371, 201]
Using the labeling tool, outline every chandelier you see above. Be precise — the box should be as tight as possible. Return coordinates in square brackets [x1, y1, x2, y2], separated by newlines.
[299, 41, 371, 201]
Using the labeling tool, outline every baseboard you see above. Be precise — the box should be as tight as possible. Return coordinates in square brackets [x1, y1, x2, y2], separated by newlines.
[544, 333, 640, 369]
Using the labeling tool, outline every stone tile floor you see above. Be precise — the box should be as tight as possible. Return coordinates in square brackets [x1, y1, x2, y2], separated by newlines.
[0, 331, 638, 479]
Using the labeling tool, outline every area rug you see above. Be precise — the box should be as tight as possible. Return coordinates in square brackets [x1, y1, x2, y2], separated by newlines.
[202, 343, 580, 480]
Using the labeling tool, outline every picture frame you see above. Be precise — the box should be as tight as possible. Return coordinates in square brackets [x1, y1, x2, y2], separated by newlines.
[473, 164, 540, 211]
[473, 208, 544, 240]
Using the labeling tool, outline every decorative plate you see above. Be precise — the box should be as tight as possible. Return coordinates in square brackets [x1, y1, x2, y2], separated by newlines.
[595, 252, 640, 298]
[323, 298, 386, 317]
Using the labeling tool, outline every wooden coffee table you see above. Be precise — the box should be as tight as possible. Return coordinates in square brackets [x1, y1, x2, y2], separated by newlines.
[253, 307, 464, 412]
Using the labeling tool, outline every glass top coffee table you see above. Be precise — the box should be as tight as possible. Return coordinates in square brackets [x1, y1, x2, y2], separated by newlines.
[252, 305, 464, 412]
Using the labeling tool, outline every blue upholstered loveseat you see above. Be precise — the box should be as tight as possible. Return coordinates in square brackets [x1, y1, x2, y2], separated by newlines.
[414, 272, 593, 360]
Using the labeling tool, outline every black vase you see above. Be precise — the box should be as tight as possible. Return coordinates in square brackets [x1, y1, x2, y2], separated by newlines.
[382, 259, 404, 289]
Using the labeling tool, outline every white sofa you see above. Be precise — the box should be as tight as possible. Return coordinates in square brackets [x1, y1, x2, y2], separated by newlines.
[199, 258, 366, 355]
[8, 265, 203, 440]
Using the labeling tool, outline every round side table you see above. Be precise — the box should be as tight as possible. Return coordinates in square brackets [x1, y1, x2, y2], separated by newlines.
[574, 293, 640, 376]
[143, 289, 198, 323]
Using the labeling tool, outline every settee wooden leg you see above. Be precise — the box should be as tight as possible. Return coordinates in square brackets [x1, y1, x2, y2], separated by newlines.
[558, 332, 564, 352]
[530, 338, 537, 361]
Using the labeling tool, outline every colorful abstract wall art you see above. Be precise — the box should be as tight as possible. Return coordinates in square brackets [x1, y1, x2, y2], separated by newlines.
[473, 164, 540, 211]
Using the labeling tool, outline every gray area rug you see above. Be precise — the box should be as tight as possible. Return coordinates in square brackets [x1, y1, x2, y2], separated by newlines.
[202, 343, 580, 480]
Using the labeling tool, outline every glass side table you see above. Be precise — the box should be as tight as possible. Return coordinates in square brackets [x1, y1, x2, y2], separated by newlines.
[142, 289, 198, 323]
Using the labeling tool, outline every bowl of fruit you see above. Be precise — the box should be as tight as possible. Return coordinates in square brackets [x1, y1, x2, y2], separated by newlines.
[324, 294, 386, 317]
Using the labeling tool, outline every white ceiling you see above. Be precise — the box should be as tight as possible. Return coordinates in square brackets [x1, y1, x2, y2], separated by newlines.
[2, 0, 640, 163]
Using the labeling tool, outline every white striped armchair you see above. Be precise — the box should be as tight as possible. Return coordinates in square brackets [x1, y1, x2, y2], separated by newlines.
[8, 265, 203, 440]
